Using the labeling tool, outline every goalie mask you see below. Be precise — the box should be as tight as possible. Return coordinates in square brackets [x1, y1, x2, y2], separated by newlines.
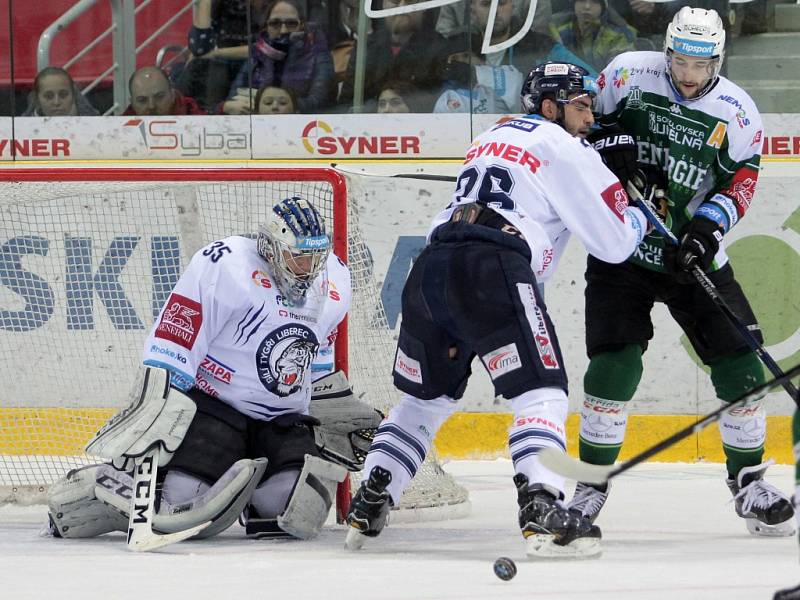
[257, 197, 330, 304]
[664, 7, 725, 100]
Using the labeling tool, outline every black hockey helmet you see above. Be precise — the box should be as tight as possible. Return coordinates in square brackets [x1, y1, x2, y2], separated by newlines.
[521, 62, 598, 116]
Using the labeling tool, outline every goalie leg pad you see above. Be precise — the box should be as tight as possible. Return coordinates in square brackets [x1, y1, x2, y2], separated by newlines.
[86, 367, 197, 469]
[277, 456, 347, 540]
[247, 455, 347, 540]
[310, 370, 384, 470]
[158, 457, 267, 539]
[47, 464, 129, 538]
[95, 458, 268, 539]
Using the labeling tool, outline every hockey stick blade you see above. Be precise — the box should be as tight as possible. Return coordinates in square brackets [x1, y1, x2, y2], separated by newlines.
[540, 362, 800, 484]
[127, 445, 210, 552]
[537, 450, 614, 485]
[628, 183, 799, 403]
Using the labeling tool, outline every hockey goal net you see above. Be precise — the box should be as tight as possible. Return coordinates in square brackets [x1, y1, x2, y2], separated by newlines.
[0, 167, 469, 521]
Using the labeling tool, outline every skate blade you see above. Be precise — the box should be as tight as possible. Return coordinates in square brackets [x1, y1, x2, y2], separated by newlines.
[745, 518, 796, 537]
[525, 534, 602, 560]
[344, 526, 367, 551]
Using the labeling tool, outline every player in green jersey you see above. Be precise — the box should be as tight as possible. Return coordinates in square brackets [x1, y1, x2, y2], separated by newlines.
[566, 6, 795, 539]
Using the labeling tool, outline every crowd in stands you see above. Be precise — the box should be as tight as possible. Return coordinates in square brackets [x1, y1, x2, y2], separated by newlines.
[18, 0, 776, 117]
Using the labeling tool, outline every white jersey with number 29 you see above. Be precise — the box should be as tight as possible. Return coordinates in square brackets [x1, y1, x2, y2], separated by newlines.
[429, 115, 647, 281]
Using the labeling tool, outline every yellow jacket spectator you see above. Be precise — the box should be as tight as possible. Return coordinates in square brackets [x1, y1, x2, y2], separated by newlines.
[550, 0, 637, 73]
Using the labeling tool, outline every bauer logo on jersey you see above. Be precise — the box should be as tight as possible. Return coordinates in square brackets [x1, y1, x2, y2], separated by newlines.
[516, 283, 560, 370]
[255, 324, 319, 396]
[155, 293, 202, 350]
[482, 343, 522, 380]
[394, 348, 422, 384]
[600, 182, 628, 222]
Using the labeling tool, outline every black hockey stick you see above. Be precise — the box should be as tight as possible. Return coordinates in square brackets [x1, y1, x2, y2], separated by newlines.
[628, 183, 799, 402]
[538, 362, 800, 484]
[330, 163, 457, 183]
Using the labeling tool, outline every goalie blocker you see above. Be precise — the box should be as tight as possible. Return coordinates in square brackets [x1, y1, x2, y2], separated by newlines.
[46, 367, 380, 543]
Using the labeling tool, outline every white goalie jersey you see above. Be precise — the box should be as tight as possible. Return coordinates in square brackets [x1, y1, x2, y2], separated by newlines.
[429, 115, 647, 281]
[142, 235, 351, 421]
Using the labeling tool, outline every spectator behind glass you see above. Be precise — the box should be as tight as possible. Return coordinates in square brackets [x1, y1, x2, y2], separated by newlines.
[338, 0, 451, 112]
[22, 67, 99, 117]
[603, 0, 732, 41]
[437, 0, 553, 37]
[326, 0, 373, 84]
[549, 0, 636, 73]
[255, 84, 298, 113]
[124, 66, 206, 115]
[222, 0, 334, 114]
[439, 0, 558, 113]
[176, 0, 268, 111]
[376, 81, 425, 113]
[434, 49, 507, 114]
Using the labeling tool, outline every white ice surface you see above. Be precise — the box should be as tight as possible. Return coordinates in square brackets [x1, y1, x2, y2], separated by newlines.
[3, 460, 799, 600]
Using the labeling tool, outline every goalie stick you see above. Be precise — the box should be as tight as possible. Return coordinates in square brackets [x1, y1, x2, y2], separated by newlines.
[538, 362, 800, 485]
[627, 181, 799, 402]
[127, 444, 210, 552]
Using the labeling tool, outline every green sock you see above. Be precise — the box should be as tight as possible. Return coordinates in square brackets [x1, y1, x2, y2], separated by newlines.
[710, 351, 766, 477]
[579, 345, 643, 465]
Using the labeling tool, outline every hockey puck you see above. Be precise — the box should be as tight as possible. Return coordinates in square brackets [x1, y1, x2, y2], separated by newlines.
[493, 557, 517, 581]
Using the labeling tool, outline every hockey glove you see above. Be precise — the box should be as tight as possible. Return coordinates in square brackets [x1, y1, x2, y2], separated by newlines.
[627, 169, 668, 236]
[665, 216, 723, 283]
[587, 124, 638, 186]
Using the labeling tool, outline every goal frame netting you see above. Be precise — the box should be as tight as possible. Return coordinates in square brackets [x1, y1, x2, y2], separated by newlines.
[0, 166, 469, 523]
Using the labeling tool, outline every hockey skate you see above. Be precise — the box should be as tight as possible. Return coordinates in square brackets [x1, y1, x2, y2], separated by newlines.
[566, 481, 610, 524]
[344, 466, 393, 550]
[727, 460, 795, 537]
[514, 474, 602, 559]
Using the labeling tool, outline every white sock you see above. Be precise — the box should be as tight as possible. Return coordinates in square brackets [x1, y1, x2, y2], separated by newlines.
[509, 387, 569, 497]
[362, 393, 458, 504]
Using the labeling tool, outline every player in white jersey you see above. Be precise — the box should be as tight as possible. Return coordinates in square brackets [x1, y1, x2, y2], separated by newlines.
[567, 7, 795, 539]
[344, 62, 651, 559]
[45, 197, 382, 544]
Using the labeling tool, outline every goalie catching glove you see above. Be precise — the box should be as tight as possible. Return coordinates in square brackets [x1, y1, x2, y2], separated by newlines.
[309, 370, 384, 471]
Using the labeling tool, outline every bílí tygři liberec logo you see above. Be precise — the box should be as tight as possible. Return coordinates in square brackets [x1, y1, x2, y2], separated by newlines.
[256, 324, 319, 396]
